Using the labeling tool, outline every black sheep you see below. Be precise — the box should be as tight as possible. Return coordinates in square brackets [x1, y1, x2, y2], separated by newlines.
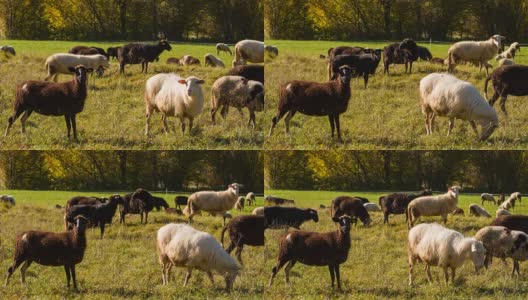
[65, 195, 124, 238]
[415, 46, 432, 61]
[221, 215, 266, 265]
[485, 65, 528, 115]
[227, 65, 264, 84]
[174, 196, 188, 210]
[118, 39, 172, 74]
[383, 39, 418, 74]
[119, 188, 154, 224]
[330, 50, 382, 88]
[263, 206, 318, 229]
[331, 196, 371, 226]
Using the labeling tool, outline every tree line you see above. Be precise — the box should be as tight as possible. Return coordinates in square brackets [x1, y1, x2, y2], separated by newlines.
[264, 151, 528, 193]
[0, 0, 263, 42]
[0, 151, 264, 193]
[265, 0, 528, 42]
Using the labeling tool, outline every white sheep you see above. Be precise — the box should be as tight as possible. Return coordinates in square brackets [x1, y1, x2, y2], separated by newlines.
[496, 208, 512, 217]
[183, 183, 243, 225]
[232, 40, 264, 67]
[475, 226, 528, 276]
[408, 223, 486, 285]
[235, 196, 245, 211]
[157, 223, 240, 291]
[498, 58, 515, 67]
[511, 192, 522, 204]
[252, 207, 264, 216]
[245, 192, 256, 206]
[407, 186, 460, 228]
[364, 203, 381, 212]
[499, 197, 516, 211]
[216, 43, 232, 56]
[210, 76, 264, 128]
[44, 53, 109, 81]
[447, 34, 505, 74]
[496, 43, 520, 60]
[480, 193, 496, 205]
[420, 73, 499, 141]
[204, 53, 225, 68]
[144, 74, 205, 134]
[468, 204, 491, 218]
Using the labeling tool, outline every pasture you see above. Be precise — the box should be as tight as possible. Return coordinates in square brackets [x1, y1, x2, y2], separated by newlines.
[264, 40, 528, 150]
[1, 189, 528, 299]
[0, 40, 263, 150]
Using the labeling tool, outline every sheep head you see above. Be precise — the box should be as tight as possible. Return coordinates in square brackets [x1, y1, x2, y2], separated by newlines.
[490, 35, 506, 48]
[469, 240, 486, 272]
[178, 77, 205, 97]
[68, 65, 93, 84]
[332, 215, 354, 234]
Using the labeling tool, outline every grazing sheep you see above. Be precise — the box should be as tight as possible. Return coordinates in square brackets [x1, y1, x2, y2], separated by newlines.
[496, 43, 520, 60]
[1, 45, 16, 56]
[327, 46, 368, 79]
[268, 215, 353, 290]
[183, 183, 243, 225]
[221, 215, 266, 265]
[265, 45, 279, 57]
[174, 196, 188, 210]
[364, 203, 381, 212]
[481, 193, 496, 205]
[235, 196, 245, 211]
[264, 206, 318, 229]
[430, 57, 446, 65]
[447, 35, 505, 75]
[233, 40, 264, 67]
[379, 190, 433, 224]
[252, 207, 264, 216]
[407, 186, 460, 228]
[475, 226, 528, 275]
[166, 57, 180, 65]
[4, 216, 88, 290]
[331, 196, 371, 226]
[469, 204, 492, 218]
[408, 223, 486, 285]
[179, 55, 200, 66]
[216, 43, 232, 56]
[496, 208, 512, 217]
[415, 46, 433, 61]
[119, 189, 154, 224]
[210, 76, 264, 128]
[512, 192, 522, 203]
[204, 54, 225, 68]
[152, 196, 169, 211]
[0, 195, 15, 206]
[264, 195, 295, 206]
[227, 64, 264, 84]
[498, 58, 515, 67]
[44, 54, 109, 81]
[106, 46, 120, 60]
[499, 197, 516, 211]
[118, 38, 172, 74]
[157, 223, 240, 291]
[329, 50, 382, 88]
[144, 73, 205, 134]
[5, 65, 93, 140]
[268, 66, 354, 141]
[420, 73, 498, 141]
[65, 195, 124, 238]
[452, 207, 464, 216]
[245, 192, 256, 206]
[383, 39, 418, 74]
[485, 65, 528, 115]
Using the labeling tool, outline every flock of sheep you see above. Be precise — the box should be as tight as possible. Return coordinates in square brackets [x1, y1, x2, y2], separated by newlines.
[2, 38, 272, 140]
[4, 185, 528, 293]
[268, 35, 526, 142]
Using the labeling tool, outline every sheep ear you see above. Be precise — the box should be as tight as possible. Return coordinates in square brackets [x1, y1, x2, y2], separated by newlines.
[177, 79, 187, 85]
[196, 79, 205, 85]
[68, 67, 76, 73]
[332, 216, 339, 223]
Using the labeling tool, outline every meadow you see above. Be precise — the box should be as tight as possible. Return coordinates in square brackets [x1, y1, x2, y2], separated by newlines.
[264, 40, 528, 150]
[1, 189, 528, 299]
[0, 40, 263, 150]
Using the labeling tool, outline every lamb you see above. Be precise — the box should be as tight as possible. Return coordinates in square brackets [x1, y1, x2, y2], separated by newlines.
[407, 186, 460, 228]
[152, 196, 169, 211]
[118, 37, 172, 74]
[268, 66, 354, 141]
[174, 196, 188, 210]
[415, 46, 433, 61]
[420, 73, 498, 141]
[475, 226, 528, 275]
[216, 43, 232, 56]
[157, 223, 240, 291]
[264, 195, 295, 206]
[65, 195, 124, 238]
[204, 54, 225, 68]
[383, 39, 418, 74]
[447, 35, 505, 75]
[221, 215, 266, 265]
[263, 206, 318, 229]
[496, 43, 519, 60]
[235, 196, 245, 211]
[252, 207, 264, 216]
[144, 73, 205, 135]
[496, 208, 512, 217]
[245, 192, 256, 206]
[268, 215, 353, 290]
[4, 216, 88, 290]
[0, 45, 16, 56]
[232, 39, 264, 67]
[364, 203, 381, 212]
[5, 65, 93, 140]
[183, 183, 243, 225]
[469, 204, 492, 218]
[379, 190, 433, 224]
[179, 55, 200, 66]
[44, 54, 109, 81]
[227, 64, 264, 84]
[166, 57, 180, 65]
[408, 223, 486, 285]
[210, 76, 264, 128]
[331, 196, 371, 226]
[481, 193, 496, 205]
[106, 46, 120, 60]
[485, 65, 528, 115]
[265, 45, 279, 57]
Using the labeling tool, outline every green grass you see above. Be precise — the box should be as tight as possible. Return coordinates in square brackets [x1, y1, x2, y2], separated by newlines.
[1, 189, 528, 299]
[0, 40, 263, 150]
[264, 40, 528, 150]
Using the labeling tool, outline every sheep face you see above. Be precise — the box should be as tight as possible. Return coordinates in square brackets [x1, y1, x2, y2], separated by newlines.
[332, 215, 353, 233]
[478, 121, 498, 141]
[337, 66, 354, 84]
[247, 82, 264, 111]
[158, 40, 172, 52]
[307, 209, 319, 222]
[67, 66, 93, 84]
[470, 241, 486, 272]
[178, 77, 205, 97]
[491, 35, 506, 48]
[449, 186, 461, 197]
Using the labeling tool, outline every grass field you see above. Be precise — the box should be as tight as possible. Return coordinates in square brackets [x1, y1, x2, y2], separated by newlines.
[1, 189, 528, 299]
[264, 40, 528, 150]
[0, 40, 263, 150]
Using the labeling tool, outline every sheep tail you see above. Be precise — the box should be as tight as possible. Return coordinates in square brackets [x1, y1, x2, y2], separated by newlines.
[484, 75, 491, 99]
[221, 225, 228, 247]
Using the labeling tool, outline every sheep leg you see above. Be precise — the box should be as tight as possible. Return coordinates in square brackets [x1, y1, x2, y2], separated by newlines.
[447, 118, 455, 136]
[183, 268, 192, 287]
[283, 111, 296, 135]
[64, 115, 72, 139]
[443, 267, 449, 285]
[430, 114, 436, 134]
[268, 258, 289, 287]
[71, 114, 78, 141]
[383, 212, 389, 224]
[5, 109, 24, 137]
[499, 97, 508, 116]
[235, 245, 244, 265]
[225, 242, 235, 254]
[442, 213, 447, 224]
[207, 271, 214, 285]
[335, 264, 342, 290]
[335, 114, 342, 141]
[451, 267, 456, 283]
[100, 223, 105, 238]
[17, 260, 31, 286]
[161, 114, 169, 134]
[425, 264, 433, 283]
[145, 212, 149, 223]
[248, 110, 256, 129]
[284, 260, 296, 285]
[469, 121, 479, 137]
[64, 265, 71, 287]
[268, 108, 289, 136]
[408, 257, 415, 286]
[363, 74, 369, 88]
[488, 92, 500, 106]
[220, 105, 229, 119]
[189, 118, 194, 132]
[328, 265, 335, 287]
[211, 106, 219, 124]
[328, 115, 335, 138]
[180, 118, 186, 134]
[424, 114, 431, 135]
[70, 265, 78, 290]
[145, 110, 152, 136]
